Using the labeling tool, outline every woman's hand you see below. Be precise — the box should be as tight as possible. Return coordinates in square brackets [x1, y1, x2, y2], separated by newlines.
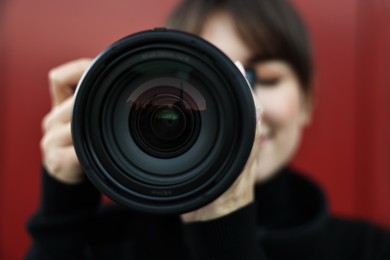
[181, 62, 263, 222]
[40, 59, 92, 184]
[181, 110, 262, 222]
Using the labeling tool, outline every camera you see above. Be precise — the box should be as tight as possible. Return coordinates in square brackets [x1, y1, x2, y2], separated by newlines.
[71, 28, 256, 214]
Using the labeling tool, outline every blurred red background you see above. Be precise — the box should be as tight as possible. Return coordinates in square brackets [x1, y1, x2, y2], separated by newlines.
[1, 0, 389, 259]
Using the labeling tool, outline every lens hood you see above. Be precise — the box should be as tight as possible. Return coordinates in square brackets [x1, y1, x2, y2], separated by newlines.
[72, 28, 256, 214]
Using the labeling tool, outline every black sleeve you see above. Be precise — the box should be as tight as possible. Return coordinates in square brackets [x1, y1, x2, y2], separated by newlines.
[26, 168, 101, 260]
[182, 203, 269, 260]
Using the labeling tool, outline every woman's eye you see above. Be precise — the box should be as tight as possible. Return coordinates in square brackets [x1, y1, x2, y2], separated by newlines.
[256, 77, 280, 86]
[245, 66, 281, 88]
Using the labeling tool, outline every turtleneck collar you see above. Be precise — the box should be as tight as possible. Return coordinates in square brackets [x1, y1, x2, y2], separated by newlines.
[255, 166, 328, 239]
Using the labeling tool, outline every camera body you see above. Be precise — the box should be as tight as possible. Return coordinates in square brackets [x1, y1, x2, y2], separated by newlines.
[72, 28, 256, 214]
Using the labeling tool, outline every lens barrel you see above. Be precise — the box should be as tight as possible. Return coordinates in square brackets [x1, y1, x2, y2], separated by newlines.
[72, 28, 256, 214]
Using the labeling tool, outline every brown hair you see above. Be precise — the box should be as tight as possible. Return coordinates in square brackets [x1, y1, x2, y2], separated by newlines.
[166, 0, 313, 96]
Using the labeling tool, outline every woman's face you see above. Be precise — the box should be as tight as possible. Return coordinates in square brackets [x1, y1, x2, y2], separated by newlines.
[200, 11, 312, 182]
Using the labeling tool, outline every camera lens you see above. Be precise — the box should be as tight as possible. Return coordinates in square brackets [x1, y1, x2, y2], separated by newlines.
[72, 29, 256, 214]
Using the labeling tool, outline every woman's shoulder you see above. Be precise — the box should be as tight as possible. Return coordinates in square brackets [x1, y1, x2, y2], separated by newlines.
[254, 166, 390, 259]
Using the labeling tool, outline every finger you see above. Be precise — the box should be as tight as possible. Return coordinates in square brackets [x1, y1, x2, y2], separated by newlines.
[42, 97, 73, 131]
[48, 58, 92, 107]
[40, 122, 73, 151]
[57, 146, 83, 177]
[45, 146, 83, 184]
[58, 146, 82, 171]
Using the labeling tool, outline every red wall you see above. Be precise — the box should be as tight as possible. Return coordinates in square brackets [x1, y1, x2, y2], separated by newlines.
[292, 0, 390, 223]
[1, 0, 389, 259]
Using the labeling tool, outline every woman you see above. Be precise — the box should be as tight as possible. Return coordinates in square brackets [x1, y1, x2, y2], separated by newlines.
[27, 0, 390, 259]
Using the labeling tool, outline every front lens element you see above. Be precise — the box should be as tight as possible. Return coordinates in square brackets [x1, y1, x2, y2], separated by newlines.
[129, 86, 201, 158]
[153, 107, 184, 139]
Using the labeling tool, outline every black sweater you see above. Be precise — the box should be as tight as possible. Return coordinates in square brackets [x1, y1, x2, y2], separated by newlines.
[26, 167, 390, 259]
